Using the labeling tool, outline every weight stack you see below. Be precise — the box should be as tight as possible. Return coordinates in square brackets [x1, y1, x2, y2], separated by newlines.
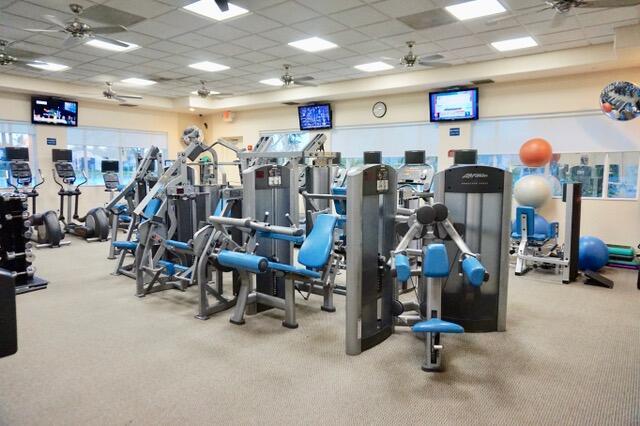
[0, 192, 47, 294]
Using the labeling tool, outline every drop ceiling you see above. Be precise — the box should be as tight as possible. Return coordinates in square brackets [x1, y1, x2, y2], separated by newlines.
[0, 0, 638, 99]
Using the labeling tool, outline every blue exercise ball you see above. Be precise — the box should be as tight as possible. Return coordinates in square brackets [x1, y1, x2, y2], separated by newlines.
[578, 236, 609, 271]
[512, 213, 550, 235]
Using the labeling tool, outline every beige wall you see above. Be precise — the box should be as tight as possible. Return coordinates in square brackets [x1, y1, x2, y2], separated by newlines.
[0, 91, 201, 215]
[205, 67, 640, 246]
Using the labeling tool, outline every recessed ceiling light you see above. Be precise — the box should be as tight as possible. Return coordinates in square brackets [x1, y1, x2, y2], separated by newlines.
[260, 78, 284, 87]
[445, 0, 506, 21]
[288, 37, 338, 52]
[27, 62, 69, 72]
[354, 61, 394, 72]
[121, 78, 157, 86]
[85, 39, 139, 52]
[183, 0, 249, 21]
[491, 36, 538, 51]
[189, 61, 230, 72]
[189, 108, 196, 112]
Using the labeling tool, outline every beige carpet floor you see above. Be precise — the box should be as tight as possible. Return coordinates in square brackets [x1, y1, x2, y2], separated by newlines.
[0, 239, 638, 425]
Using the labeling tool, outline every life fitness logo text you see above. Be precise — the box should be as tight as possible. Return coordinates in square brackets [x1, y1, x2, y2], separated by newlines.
[461, 172, 489, 185]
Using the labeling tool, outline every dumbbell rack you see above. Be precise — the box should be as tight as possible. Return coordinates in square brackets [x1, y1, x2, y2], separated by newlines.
[0, 192, 47, 294]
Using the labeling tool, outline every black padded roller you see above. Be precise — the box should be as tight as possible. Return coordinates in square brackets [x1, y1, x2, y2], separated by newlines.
[416, 205, 435, 225]
[432, 203, 448, 222]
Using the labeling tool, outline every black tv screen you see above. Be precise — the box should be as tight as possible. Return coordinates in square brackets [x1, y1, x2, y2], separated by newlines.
[429, 88, 478, 122]
[5, 147, 29, 161]
[32, 97, 78, 127]
[298, 104, 332, 131]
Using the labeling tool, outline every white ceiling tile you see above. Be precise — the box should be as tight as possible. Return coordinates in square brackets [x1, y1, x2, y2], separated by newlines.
[543, 39, 590, 51]
[372, 0, 438, 18]
[501, 0, 543, 11]
[436, 35, 485, 50]
[476, 27, 532, 43]
[235, 50, 276, 63]
[284, 53, 327, 64]
[418, 22, 472, 41]
[129, 20, 188, 38]
[196, 24, 249, 41]
[90, 57, 133, 69]
[155, 10, 214, 30]
[261, 26, 311, 43]
[330, 6, 388, 27]
[232, 34, 279, 50]
[172, 32, 219, 48]
[324, 29, 369, 45]
[314, 47, 358, 60]
[357, 19, 413, 38]
[238, 63, 277, 73]
[260, 44, 300, 57]
[132, 48, 171, 59]
[226, 13, 282, 33]
[116, 31, 160, 46]
[4, 2, 73, 25]
[515, 8, 558, 25]
[537, 29, 585, 44]
[9, 40, 60, 55]
[204, 43, 251, 56]
[109, 52, 152, 65]
[295, 0, 364, 14]
[526, 16, 581, 35]
[347, 39, 391, 54]
[0, 13, 52, 31]
[448, 44, 495, 58]
[0, 26, 33, 41]
[232, 0, 288, 10]
[577, 8, 640, 27]
[148, 40, 193, 53]
[104, 0, 174, 18]
[259, 2, 319, 25]
[291, 16, 346, 35]
[463, 18, 521, 34]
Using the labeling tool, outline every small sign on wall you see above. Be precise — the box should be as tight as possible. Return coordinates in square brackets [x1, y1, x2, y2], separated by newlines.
[46, 138, 57, 146]
[449, 128, 461, 137]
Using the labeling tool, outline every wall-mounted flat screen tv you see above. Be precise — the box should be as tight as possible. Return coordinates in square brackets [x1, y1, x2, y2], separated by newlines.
[298, 104, 332, 131]
[31, 96, 78, 127]
[429, 88, 478, 122]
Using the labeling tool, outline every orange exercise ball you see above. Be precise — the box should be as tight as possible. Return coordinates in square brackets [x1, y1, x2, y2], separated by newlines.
[601, 102, 613, 113]
[519, 138, 553, 167]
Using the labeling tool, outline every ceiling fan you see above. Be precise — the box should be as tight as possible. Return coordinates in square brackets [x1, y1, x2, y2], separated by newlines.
[0, 40, 39, 68]
[215, 0, 230, 11]
[101, 82, 143, 105]
[280, 64, 317, 87]
[382, 41, 451, 68]
[24, 3, 129, 48]
[195, 80, 233, 98]
[487, 0, 640, 27]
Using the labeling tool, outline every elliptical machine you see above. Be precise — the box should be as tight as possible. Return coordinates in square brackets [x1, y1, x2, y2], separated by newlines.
[5, 147, 67, 248]
[51, 149, 110, 242]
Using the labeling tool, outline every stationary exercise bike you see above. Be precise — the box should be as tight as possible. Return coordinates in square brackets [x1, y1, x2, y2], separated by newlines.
[51, 149, 110, 242]
[5, 147, 67, 249]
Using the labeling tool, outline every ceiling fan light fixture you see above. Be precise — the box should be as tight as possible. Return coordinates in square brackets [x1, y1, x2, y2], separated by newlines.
[27, 61, 69, 71]
[191, 90, 220, 95]
[354, 61, 394, 72]
[288, 37, 338, 52]
[189, 61, 230, 72]
[121, 77, 156, 86]
[183, 0, 249, 21]
[260, 78, 285, 86]
[445, 0, 506, 21]
[491, 36, 537, 51]
[85, 39, 139, 52]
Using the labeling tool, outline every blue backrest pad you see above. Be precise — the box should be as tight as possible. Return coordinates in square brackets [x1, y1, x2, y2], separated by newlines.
[298, 214, 338, 269]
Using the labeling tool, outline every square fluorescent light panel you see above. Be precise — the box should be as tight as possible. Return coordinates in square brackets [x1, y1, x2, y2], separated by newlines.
[260, 78, 284, 86]
[189, 61, 230, 72]
[121, 78, 157, 86]
[85, 39, 139, 52]
[491, 36, 538, 51]
[183, 1, 249, 21]
[288, 37, 338, 52]
[354, 62, 394, 72]
[445, 0, 506, 20]
[27, 62, 69, 71]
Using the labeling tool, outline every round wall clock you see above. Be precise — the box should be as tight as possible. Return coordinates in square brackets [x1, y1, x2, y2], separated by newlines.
[372, 101, 387, 118]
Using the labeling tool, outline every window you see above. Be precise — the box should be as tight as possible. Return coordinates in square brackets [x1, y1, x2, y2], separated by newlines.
[549, 153, 606, 198]
[607, 152, 639, 199]
[0, 121, 36, 186]
[68, 127, 168, 186]
[477, 154, 545, 189]
[339, 155, 438, 174]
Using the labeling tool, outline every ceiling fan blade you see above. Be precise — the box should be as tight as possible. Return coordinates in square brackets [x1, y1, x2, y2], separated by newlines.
[117, 94, 143, 100]
[215, 93, 234, 97]
[215, 0, 230, 11]
[92, 25, 128, 35]
[420, 54, 444, 61]
[379, 56, 398, 61]
[550, 11, 568, 28]
[92, 35, 129, 48]
[485, 14, 516, 25]
[43, 14, 68, 29]
[63, 36, 83, 48]
[581, 0, 640, 6]
[295, 76, 315, 82]
[24, 28, 63, 33]
[418, 61, 451, 68]
[113, 96, 127, 103]
[294, 80, 317, 87]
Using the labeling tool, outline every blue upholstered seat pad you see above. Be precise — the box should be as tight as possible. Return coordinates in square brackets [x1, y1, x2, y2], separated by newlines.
[112, 241, 138, 250]
[395, 254, 411, 282]
[142, 198, 162, 219]
[164, 239, 191, 251]
[298, 214, 338, 269]
[158, 260, 190, 276]
[412, 318, 464, 334]
[422, 244, 449, 278]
